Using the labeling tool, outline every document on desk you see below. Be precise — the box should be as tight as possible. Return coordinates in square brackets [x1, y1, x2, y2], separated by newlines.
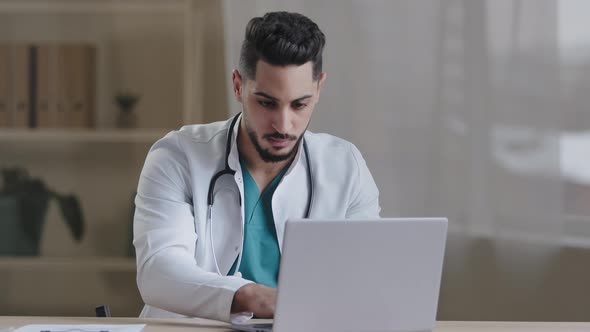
[12, 324, 145, 332]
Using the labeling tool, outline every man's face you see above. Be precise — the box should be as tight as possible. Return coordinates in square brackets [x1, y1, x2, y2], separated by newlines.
[233, 61, 326, 163]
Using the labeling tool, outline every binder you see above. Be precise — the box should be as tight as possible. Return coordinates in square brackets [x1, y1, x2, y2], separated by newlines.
[0, 44, 10, 127]
[29, 45, 38, 128]
[10, 44, 30, 128]
[57, 44, 96, 128]
[36, 44, 58, 128]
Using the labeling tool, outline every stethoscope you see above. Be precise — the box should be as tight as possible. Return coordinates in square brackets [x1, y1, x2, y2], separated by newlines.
[206, 113, 314, 275]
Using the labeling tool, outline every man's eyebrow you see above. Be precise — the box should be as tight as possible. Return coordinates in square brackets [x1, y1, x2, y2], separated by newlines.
[292, 95, 313, 103]
[253, 92, 313, 103]
[253, 92, 279, 101]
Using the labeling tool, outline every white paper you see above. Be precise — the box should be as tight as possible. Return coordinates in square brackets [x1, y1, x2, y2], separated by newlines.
[230, 312, 254, 325]
[13, 324, 145, 332]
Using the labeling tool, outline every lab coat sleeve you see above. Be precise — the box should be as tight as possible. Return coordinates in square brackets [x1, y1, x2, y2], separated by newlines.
[133, 133, 252, 322]
[345, 143, 382, 218]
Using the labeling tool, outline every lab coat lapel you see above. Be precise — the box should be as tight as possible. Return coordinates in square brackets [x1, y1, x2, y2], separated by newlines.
[209, 173, 242, 275]
[272, 138, 311, 253]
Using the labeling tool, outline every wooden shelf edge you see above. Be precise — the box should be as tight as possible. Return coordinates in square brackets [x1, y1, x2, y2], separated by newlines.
[0, 128, 170, 143]
[0, 256, 137, 271]
[0, 0, 186, 14]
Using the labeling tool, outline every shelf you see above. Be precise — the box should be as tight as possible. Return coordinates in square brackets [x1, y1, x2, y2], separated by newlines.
[0, 0, 186, 14]
[0, 256, 136, 271]
[0, 128, 170, 143]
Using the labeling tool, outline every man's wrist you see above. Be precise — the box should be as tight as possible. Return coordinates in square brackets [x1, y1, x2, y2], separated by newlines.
[231, 283, 256, 313]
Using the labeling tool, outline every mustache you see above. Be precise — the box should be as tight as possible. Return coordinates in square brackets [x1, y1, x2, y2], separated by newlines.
[263, 132, 298, 141]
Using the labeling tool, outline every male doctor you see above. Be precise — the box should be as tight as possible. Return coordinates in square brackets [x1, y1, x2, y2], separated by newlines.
[133, 11, 380, 323]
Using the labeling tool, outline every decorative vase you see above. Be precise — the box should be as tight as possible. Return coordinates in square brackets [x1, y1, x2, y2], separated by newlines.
[115, 94, 140, 129]
[0, 195, 42, 256]
[117, 111, 138, 129]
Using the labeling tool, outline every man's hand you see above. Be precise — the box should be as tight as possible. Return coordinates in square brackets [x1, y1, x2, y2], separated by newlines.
[231, 283, 277, 318]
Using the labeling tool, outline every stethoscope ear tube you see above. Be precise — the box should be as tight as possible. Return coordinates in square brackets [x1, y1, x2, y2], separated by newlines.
[303, 139, 313, 219]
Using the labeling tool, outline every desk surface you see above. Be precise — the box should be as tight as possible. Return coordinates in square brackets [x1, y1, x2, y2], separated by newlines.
[1, 317, 589, 332]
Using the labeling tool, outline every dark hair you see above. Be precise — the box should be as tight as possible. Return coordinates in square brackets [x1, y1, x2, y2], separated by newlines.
[239, 11, 326, 81]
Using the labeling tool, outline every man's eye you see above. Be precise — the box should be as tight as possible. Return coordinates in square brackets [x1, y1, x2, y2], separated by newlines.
[293, 102, 307, 110]
[258, 100, 276, 108]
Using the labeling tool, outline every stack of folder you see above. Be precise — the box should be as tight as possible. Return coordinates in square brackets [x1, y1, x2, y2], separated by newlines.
[0, 43, 96, 129]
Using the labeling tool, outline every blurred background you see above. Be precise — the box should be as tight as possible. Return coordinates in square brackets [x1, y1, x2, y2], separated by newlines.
[0, 0, 588, 321]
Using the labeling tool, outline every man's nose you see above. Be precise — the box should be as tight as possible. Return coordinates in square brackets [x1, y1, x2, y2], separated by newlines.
[272, 109, 292, 134]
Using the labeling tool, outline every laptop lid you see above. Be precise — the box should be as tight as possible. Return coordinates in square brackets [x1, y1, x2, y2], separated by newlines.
[272, 218, 448, 332]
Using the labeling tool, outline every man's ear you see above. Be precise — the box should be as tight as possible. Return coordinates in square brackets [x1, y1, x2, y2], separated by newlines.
[316, 72, 327, 98]
[232, 69, 244, 103]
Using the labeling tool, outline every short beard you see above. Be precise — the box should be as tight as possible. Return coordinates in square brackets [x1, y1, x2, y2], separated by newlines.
[246, 123, 303, 163]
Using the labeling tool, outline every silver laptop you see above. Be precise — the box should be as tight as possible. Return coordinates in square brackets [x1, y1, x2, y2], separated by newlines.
[231, 218, 448, 332]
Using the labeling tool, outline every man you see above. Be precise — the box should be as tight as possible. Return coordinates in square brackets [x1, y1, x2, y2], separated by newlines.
[133, 11, 380, 323]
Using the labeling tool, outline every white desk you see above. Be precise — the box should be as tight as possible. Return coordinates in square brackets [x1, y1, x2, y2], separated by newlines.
[1, 317, 589, 332]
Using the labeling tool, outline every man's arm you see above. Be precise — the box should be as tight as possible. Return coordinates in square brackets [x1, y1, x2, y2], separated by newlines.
[345, 143, 381, 218]
[134, 133, 251, 322]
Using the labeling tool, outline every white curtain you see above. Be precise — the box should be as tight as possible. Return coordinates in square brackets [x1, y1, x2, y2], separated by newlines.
[222, 0, 590, 320]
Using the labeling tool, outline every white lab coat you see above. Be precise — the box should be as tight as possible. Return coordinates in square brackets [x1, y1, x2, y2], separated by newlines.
[133, 114, 380, 322]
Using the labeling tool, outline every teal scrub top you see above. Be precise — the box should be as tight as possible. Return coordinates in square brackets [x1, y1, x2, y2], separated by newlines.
[227, 158, 291, 287]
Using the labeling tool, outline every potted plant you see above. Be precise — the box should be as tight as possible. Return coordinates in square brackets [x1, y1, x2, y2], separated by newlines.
[0, 168, 84, 255]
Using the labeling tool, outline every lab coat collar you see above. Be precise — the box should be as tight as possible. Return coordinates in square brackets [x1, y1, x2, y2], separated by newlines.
[227, 113, 242, 173]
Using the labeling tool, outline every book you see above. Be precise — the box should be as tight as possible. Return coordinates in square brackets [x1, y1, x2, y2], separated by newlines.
[10, 44, 30, 128]
[0, 44, 10, 127]
[57, 44, 96, 128]
[36, 44, 59, 128]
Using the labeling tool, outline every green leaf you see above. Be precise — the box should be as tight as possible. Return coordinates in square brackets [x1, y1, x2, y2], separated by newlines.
[56, 194, 85, 242]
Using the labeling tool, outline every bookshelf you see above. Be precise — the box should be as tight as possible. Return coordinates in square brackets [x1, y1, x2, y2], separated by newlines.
[0, 0, 228, 316]
[0, 0, 207, 134]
